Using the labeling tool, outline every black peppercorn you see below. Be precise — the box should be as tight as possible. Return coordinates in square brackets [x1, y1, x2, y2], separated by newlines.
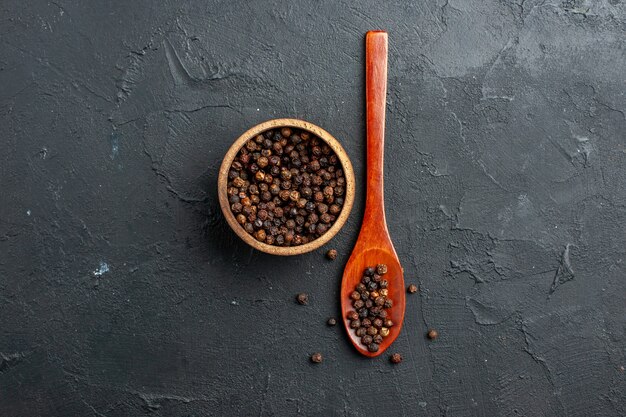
[373, 334, 383, 344]
[311, 353, 323, 363]
[353, 299, 365, 309]
[355, 327, 367, 337]
[316, 224, 328, 235]
[309, 160, 321, 171]
[255, 229, 266, 242]
[296, 293, 309, 305]
[327, 318, 337, 326]
[257, 156, 269, 168]
[367, 281, 378, 291]
[350, 291, 361, 301]
[364, 267, 376, 276]
[427, 329, 439, 340]
[231, 202, 243, 213]
[408, 284, 418, 294]
[347, 311, 359, 321]
[326, 249, 338, 260]
[327, 205, 339, 216]
[350, 319, 361, 329]
[361, 335, 373, 346]
[376, 264, 388, 275]
[358, 308, 369, 318]
[372, 274, 382, 283]
[368, 343, 379, 352]
[390, 353, 402, 364]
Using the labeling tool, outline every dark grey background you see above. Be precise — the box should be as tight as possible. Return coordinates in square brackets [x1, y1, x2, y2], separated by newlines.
[1, 0, 625, 416]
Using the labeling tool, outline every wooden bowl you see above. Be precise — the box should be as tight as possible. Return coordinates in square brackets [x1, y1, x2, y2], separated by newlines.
[218, 118, 355, 256]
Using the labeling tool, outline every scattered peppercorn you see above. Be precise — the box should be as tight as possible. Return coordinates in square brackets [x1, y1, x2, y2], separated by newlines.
[407, 284, 418, 294]
[327, 318, 337, 326]
[326, 249, 338, 260]
[311, 353, 323, 363]
[227, 128, 345, 246]
[296, 293, 309, 305]
[390, 353, 403, 364]
[427, 329, 439, 340]
[346, 264, 393, 351]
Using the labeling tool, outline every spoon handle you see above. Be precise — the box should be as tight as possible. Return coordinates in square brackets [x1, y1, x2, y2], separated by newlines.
[364, 31, 388, 226]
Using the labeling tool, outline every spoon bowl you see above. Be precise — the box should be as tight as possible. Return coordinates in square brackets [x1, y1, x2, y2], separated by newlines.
[341, 247, 405, 357]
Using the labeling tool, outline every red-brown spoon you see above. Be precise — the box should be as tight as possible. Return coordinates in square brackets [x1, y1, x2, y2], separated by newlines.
[341, 31, 405, 357]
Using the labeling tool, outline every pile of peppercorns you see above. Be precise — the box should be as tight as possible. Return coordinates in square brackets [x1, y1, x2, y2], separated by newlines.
[226, 127, 346, 246]
[346, 264, 394, 352]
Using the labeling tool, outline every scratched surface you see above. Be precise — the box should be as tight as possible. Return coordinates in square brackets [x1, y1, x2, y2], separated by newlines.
[1, 0, 625, 416]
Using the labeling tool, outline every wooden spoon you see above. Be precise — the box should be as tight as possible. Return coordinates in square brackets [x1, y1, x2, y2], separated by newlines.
[341, 31, 405, 357]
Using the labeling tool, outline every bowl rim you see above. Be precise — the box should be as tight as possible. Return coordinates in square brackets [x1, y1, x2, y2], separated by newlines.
[217, 118, 355, 256]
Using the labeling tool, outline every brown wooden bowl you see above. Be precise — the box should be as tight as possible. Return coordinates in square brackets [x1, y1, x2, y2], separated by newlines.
[218, 118, 355, 256]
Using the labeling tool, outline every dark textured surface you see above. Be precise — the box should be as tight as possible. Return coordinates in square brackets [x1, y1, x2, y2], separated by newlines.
[1, 0, 625, 416]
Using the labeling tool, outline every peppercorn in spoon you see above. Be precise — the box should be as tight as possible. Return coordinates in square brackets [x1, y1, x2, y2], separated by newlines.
[341, 31, 405, 357]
